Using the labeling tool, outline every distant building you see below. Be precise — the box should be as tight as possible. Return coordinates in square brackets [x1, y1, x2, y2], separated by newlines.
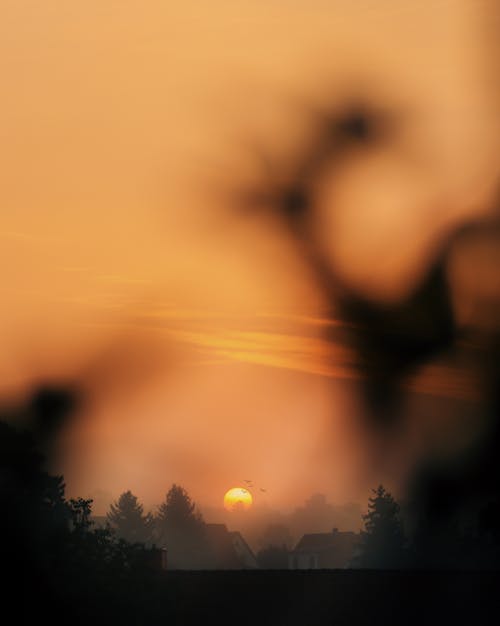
[288, 528, 360, 569]
[205, 523, 258, 569]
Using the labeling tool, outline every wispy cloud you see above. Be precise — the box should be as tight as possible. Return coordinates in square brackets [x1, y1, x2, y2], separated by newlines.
[167, 327, 357, 380]
[75, 306, 480, 402]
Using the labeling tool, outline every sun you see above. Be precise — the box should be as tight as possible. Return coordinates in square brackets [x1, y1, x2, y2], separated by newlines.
[223, 487, 253, 512]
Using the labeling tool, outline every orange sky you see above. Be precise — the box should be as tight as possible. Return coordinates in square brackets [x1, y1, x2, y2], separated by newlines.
[1, 1, 499, 514]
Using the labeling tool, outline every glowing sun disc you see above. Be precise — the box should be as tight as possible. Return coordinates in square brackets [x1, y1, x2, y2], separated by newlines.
[223, 487, 253, 512]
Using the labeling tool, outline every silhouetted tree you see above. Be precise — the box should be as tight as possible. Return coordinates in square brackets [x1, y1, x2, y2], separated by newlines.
[69, 497, 94, 532]
[354, 485, 406, 568]
[106, 490, 153, 544]
[155, 484, 209, 569]
[0, 399, 176, 626]
[0, 419, 71, 583]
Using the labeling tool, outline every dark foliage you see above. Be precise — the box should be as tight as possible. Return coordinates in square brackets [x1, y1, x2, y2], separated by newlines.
[155, 483, 211, 569]
[107, 490, 154, 544]
[0, 417, 172, 626]
[354, 485, 406, 568]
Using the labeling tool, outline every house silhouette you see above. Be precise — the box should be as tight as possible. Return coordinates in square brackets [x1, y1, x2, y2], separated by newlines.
[289, 528, 360, 569]
[205, 523, 258, 569]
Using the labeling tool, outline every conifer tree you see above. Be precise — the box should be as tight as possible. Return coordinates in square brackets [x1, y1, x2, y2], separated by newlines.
[155, 484, 209, 569]
[355, 485, 406, 568]
[106, 490, 153, 544]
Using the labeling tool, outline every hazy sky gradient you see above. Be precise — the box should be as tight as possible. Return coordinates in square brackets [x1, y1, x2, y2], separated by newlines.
[1, 1, 498, 512]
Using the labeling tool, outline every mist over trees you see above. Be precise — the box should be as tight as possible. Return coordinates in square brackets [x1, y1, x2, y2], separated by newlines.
[107, 490, 154, 544]
[202, 493, 363, 553]
[154, 484, 211, 569]
[102, 485, 212, 569]
[2, 390, 498, 624]
[257, 523, 293, 550]
[288, 494, 362, 538]
[3, 396, 500, 586]
[72, 478, 500, 571]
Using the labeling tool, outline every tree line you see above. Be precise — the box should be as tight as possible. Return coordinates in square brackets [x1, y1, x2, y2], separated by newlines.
[352, 484, 500, 569]
[0, 418, 185, 626]
[105, 485, 210, 569]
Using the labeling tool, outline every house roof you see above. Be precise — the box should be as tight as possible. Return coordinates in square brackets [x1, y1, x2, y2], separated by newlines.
[229, 531, 258, 567]
[205, 523, 246, 568]
[293, 530, 359, 553]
